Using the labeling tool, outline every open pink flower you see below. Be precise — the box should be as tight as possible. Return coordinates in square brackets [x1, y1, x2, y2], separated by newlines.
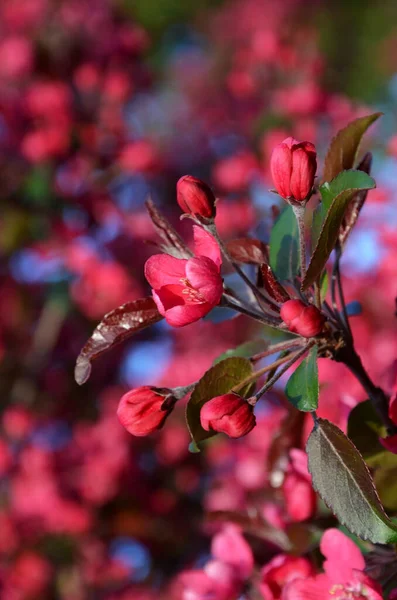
[283, 529, 383, 600]
[145, 226, 223, 327]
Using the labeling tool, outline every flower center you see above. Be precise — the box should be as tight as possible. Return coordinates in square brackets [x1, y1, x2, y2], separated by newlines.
[330, 583, 369, 600]
[180, 278, 206, 304]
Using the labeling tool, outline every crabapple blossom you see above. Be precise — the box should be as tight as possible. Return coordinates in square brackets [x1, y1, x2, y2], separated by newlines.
[283, 529, 383, 600]
[145, 226, 223, 327]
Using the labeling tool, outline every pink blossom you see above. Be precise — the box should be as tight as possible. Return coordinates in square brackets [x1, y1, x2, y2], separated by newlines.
[259, 554, 314, 599]
[283, 449, 317, 522]
[145, 226, 223, 327]
[283, 529, 383, 599]
[211, 524, 254, 580]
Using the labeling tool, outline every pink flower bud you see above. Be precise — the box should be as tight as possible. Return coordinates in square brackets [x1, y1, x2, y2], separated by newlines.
[177, 175, 216, 219]
[117, 386, 172, 437]
[270, 137, 317, 202]
[200, 394, 256, 438]
[280, 299, 325, 338]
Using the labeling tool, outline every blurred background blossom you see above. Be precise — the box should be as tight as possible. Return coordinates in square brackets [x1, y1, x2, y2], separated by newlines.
[1, 0, 397, 598]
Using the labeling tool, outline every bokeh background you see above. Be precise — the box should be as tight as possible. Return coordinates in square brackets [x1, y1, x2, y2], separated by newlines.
[1, 0, 397, 598]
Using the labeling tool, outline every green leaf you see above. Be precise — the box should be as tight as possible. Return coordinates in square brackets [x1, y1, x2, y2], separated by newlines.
[302, 172, 375, 290]
[312, 170, 377, 249]
[306, 418, 397, 543]
[213, 339, 269, 365]
[320, 170, 375, 210]
[285, 346, 318, 411]
[322, 112, 382, 183]
[186, 357, 253, 447]
[269, 205, 300, 282]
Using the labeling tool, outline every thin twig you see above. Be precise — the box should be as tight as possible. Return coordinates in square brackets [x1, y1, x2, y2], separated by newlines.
[222, 297, 282, 328]
[207, 223, 280, 317]
[250, 338, 306, 364]
[334, 245, 353, 339]
[233, 352, 298, 394]
[253, 342, 314, 402]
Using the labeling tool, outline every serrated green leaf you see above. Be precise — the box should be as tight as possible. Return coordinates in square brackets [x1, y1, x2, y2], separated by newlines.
[307, 418, 397, 543]
[302, 172, 375, 290]
[186, 357, 253, 447]
[269, 205, 300, 282]
[322, 112, 382, 183]
[285, 346, 318, 412]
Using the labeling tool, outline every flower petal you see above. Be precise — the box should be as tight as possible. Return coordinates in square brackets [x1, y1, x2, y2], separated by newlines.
[186, 257, 223, 306]
[193, 226, 222, 268]
[320, 528, 365, 584]
[154, 284, 186, 312]
[164, 302, 211, 327]
[283, 574, 331, 600]
[144, 254, 187, 289]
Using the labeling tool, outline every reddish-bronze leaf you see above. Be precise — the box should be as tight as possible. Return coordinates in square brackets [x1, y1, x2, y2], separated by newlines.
[75, 297, 163, 385]
[227, 238, 269, 265]
[339, 152, 372, 248]
[145, 198, 192, 258]
[322, 112, 382, 183]
[260, 264, 290, 302]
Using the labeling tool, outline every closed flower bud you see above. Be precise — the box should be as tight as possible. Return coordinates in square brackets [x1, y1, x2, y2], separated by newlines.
[177, 175, 216, 219]
[280, 299, 325, 338]
[117, 386, 172, 436]
[270, 137, 316, 202]
[200, 393, 256, 438]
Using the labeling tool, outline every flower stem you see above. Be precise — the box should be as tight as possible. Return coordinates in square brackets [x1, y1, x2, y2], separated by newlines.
[253, 342, 314, 402]
[207, 223, 280, 315]
[232, 351, 299, 394]
[222, 296, 282, 329]
[292, 204, 307, 282]
[250, 338, 306, 364]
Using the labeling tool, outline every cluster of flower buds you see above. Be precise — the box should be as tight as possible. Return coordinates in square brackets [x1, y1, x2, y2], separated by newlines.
[116, 155, 329, 441]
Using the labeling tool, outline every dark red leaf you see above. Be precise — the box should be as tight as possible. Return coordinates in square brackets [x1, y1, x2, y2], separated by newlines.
[145, 198, 192, 258]
[227, 238, 269, 265]
[339, 152, 372, 247]
[260, 264, 290, 302]
[75, 297, 163, 385]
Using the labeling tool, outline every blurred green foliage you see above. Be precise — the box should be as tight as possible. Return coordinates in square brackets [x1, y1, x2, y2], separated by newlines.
[317, 0, 397, 102]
